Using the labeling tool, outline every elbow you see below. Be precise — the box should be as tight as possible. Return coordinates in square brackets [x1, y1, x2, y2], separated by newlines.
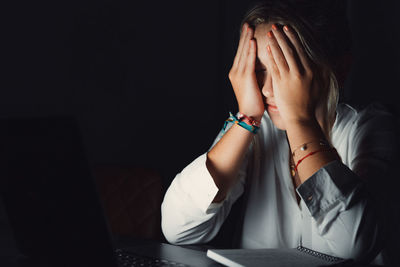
[161, 213, 188, 245]
[160, 202, 202, 245]
[161, 202, 221, 245]
[161, 223, 181, 245]
[161, 220, 210, 246]
[161, 213, 217, 246]
[325, 202, 383, 263]
[349, 213, 383, 263]
[160, 180, 227, 246]
[161, 202, 186, 245]
[338, 226, 379, 262]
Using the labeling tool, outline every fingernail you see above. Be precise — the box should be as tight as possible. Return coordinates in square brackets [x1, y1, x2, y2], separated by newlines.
[283, 25, 289, 32]
[267, 31, 273, 38]
[271, 24, 277, 31]
[267, 45, 271, 53]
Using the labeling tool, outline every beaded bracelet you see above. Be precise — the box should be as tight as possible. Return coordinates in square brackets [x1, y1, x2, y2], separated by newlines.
[237, 112, 261, 127]
[223, 112, 260, 134]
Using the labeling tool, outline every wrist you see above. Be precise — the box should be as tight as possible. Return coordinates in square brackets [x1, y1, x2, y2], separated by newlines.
[285, 117, 323, 139]
[238, 109, 263, 122]
[224, 112, 260, 134]
[285, 115, 318, 129]
[237, 112, 262, 127]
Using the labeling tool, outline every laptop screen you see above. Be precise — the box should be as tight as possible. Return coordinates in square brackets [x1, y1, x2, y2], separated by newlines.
[1, 117, 118, 267]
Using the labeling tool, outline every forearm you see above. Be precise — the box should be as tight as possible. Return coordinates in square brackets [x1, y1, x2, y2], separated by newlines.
[285, 118, 339, 184]
[207, 123, 254, 202]
[297, 161, 382, 261]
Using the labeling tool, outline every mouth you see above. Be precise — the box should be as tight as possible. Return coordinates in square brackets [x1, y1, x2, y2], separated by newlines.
[267, 103, 279, 113]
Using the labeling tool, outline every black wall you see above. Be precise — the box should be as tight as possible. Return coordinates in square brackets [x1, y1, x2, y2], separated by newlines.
[3, 0, 400, 188]
[345, 0, 400, 113]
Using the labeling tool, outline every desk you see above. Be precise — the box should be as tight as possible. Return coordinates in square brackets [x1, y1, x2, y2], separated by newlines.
[114, 236, 386, 267]
[0, 235, 390, 267]
[115, 235, 223, 267]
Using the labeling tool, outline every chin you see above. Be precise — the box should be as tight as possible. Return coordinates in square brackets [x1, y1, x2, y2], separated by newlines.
[268, 112, 286, 130]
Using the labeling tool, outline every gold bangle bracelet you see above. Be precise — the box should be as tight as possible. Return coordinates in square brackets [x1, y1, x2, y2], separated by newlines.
[291, 139, 330, 158]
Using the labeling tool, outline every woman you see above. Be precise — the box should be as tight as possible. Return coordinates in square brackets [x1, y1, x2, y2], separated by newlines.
[161, 1, 397, 264]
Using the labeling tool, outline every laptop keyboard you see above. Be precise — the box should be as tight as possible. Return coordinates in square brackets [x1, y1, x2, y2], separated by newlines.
[115, 249, 190, 267]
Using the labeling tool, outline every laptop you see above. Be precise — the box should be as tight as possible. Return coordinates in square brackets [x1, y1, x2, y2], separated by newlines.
[0, 116, 221, 267]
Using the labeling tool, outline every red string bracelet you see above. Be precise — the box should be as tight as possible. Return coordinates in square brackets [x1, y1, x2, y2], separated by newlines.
[294, 148, 333, 172]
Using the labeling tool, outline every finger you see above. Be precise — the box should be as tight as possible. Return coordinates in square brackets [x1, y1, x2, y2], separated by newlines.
[270, 24, 300, 73]
[266, 30, 289, 73]
[245, 39, 257, 73]
[233, 23, 249, 67]
[265, 44, 280, 79]
[238, 26, 253, 71]
[282, 25, 311, 71]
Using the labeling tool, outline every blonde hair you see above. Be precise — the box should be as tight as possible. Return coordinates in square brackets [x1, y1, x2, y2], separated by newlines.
[241, 1, 344, 142]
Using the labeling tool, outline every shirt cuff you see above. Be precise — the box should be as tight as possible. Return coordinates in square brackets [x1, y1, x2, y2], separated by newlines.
[296, 160, 363, 218]
[178, 153, 221, 214]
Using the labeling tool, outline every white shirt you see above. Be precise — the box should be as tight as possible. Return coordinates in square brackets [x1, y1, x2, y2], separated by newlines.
[161, 103, 398, 265]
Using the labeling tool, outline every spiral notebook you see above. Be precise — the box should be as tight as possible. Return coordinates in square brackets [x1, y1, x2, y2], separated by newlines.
[206, 246, 350, 267]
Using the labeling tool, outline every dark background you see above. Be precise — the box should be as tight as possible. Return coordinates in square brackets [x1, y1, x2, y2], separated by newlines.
[3, 0, 400, 189]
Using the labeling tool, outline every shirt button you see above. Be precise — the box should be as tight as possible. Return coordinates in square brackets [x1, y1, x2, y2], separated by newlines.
[307, 195, 313, 201]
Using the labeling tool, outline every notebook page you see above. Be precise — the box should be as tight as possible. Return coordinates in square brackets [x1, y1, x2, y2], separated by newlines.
[207, 248, 342, 267]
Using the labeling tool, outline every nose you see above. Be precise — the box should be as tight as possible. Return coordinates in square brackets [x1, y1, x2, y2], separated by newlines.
[261, 73, 273, 98]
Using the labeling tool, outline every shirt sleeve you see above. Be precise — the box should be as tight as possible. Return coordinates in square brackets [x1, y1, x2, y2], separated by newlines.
[296, 103, 397, 263]
[161, 121, 250, 245]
